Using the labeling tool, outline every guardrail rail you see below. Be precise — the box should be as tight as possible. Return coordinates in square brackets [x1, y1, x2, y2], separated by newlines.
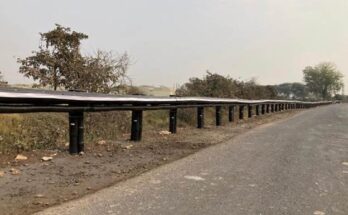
[0, 88, 332, 154]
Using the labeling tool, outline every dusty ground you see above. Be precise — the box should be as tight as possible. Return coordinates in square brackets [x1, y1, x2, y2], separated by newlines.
[0, 110, 300, 215]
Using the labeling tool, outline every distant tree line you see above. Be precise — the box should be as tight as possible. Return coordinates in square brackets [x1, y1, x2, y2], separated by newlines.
[177, 63, 344, 101]
[275, 62, 344, 101]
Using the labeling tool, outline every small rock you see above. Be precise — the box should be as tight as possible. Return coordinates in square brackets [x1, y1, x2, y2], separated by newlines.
[41, 156, 53, 162]
[32, 201, 41, 205]
[72, 191, 78, 195]
[84, 161, 90, 164]
[112, 170, 121, 174]
[342, 162, 348, 166]
[159, 130, 171, 135]
[97, 153, 103, 158]
[313, 211, 325, 215]
[184, 175, 205, 181]
[97, 140, 106, 145]
[15, 154, 28, 161]
[87, 187, 92, 190]
[35, 194, 45, 198]
[79, 151, 85, 156]
[122, 144, 133, 150]
[0, 171, 4, 177]
[10, 168, 20, 175]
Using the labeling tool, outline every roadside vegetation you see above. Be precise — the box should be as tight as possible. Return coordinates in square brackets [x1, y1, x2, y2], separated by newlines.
[0, 25, 344, 153]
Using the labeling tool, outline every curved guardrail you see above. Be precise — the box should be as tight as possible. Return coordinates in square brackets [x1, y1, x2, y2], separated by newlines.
[0, 88, 332, 154]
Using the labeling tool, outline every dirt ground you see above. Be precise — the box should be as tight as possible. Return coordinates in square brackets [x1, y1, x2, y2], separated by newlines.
[0, 110, 300, 215]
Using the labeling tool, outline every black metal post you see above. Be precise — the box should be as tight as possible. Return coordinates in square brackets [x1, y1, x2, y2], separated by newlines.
[69, 111, 84, 154]
[197, 107, 204, 128]
[266, 104, 270, 113]
[248, 105, 252, 118]
[131, 110, 143, 141]
[228, 105, 235, 122]
[261, 104, 265, 115]
[256, 105, 260, 116]
[169, 108, 177, 133]
[271, 104, 274, 112]
[216, 106, 222, 126]
[77, 112, 84, 153]
[239, 105, 244, 120]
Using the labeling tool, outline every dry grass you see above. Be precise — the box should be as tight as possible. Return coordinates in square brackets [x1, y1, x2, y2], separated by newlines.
[0, 106, 256, 153]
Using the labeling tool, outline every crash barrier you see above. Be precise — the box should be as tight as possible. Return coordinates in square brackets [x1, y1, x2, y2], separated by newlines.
[0, 88, 332, 154]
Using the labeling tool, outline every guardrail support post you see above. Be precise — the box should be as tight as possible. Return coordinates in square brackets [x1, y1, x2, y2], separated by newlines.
[228, 105, 235, 122]
[248, 105, 252, 118]
[215, 106, 222, 126]
[256, 105, 260, 116]
[69, 111, 84, 154]
[197, 107, 204, 128]
[271, 104, 274, 112]
[261, 104, 265, 115]
[239, 105, 244, 120]
[266, 104, 270, 113]
[169, 108, 177, 133]
[131, 110, 143, 141]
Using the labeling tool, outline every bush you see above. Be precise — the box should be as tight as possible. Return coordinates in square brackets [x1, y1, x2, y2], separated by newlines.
[0, 113, 68, 153]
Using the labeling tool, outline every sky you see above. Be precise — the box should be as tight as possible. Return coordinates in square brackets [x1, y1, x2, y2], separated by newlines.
[0, 0, 348, 92]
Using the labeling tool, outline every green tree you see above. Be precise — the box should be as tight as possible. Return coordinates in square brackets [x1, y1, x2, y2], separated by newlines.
[176, 71, 239, 98]
[176, 72, 277, 99]
[303, 62, 344, 99]
[18, 24, 130, 93]
[18, 24, 88, 90]
[69, 50, 129, 93]
[275, 82, 308, 100]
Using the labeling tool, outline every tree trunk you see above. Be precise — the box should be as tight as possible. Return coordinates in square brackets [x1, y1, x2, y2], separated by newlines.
[53, 66, 57, 91]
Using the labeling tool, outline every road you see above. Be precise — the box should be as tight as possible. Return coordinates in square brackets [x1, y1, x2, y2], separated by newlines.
[37, 104, 348, 215]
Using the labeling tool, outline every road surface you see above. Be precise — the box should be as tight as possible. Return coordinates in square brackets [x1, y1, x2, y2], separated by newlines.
[38, 104, 348, 215]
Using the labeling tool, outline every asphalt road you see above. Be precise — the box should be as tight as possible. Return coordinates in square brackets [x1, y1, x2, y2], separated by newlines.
[38, 104, 348, 215]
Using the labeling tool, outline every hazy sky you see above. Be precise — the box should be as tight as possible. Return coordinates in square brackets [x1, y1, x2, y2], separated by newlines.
[1, 0, 348, 91]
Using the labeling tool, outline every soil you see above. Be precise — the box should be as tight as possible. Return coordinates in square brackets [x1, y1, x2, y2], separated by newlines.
[0, 110, 300, 215]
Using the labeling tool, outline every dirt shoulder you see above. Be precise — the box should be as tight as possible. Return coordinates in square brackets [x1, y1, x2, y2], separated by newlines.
[0, 110, 300, 215]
